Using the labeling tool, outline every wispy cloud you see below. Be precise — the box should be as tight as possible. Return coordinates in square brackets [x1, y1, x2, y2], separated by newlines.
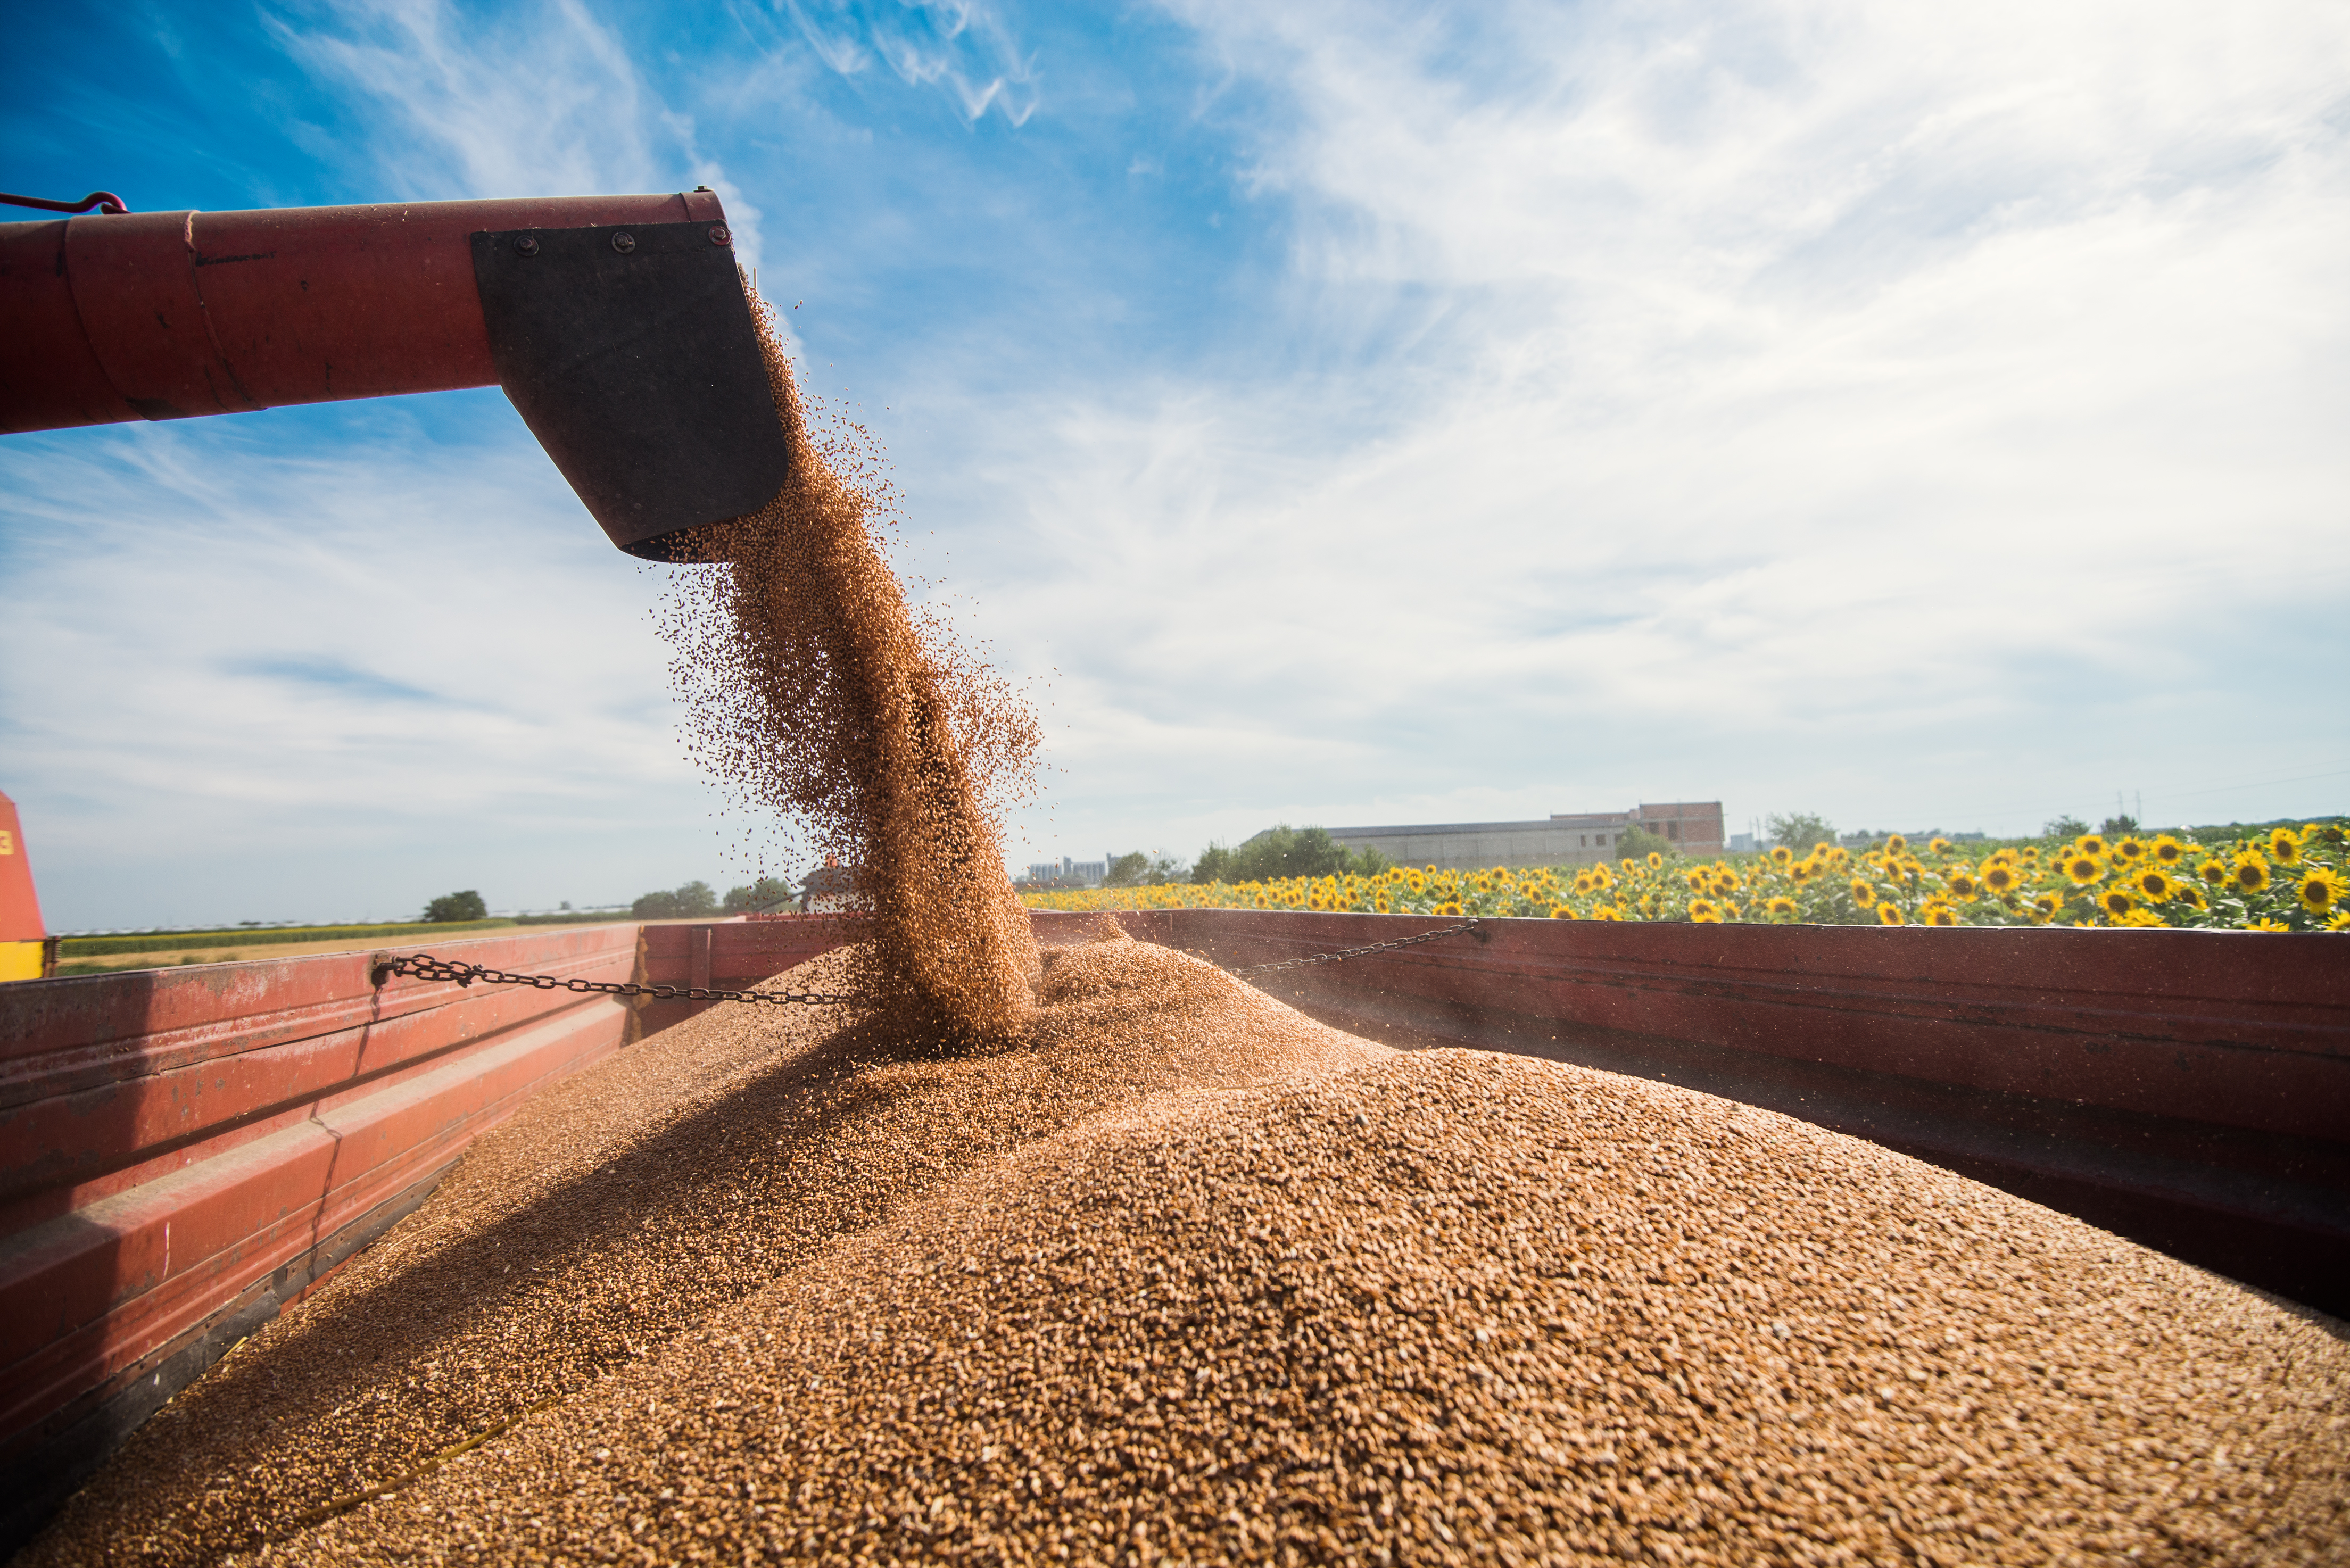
[962, 0, 2350, 855]
[266, 0, 768, 263]
[0, 405, 732, 926]
[769, 0, 1040, 125]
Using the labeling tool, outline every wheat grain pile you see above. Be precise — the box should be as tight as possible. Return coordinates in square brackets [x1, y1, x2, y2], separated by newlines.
[24, 310, 2350, 1566]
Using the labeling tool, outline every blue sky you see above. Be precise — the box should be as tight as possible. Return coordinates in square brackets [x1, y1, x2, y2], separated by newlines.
[4, 0, 2346, 929]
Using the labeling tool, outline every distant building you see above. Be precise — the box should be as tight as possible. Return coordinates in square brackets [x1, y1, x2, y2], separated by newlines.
[1024, 856, 1107, 889]
[1327, 802, 1725, 872]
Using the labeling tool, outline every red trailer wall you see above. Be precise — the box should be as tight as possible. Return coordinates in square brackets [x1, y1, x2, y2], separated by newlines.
[0, 922, 639, 1546]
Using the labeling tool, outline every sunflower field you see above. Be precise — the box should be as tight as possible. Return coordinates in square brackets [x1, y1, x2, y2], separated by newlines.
[1020, 822, 2350, 932]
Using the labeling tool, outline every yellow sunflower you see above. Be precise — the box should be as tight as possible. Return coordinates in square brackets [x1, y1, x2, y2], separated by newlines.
[1590, 864, 1615, 890]
[1684, 869, 1708, 892]
[2132, 867, 2176, 902]
[1944, 869, 1982, 901]
[1788, 859, 1817, 885]
[1849, 877, 1876, 905]
[2328, 910, 2350, 932]
[1592, 905, 1624, 921]
[2113, 907, 2167, 928]
[2150, 835, 2186, 864]
[2022, 846, 2042, 863]
[1885, 834, 1908, 853]
[1922, 901, 1959, 926]
[1981, 861, 2021, 897]
[2076, 834, 2109, 857]
[2173, 882, 2206, 911]
[2027, 893, 2061, 925]
[1928, 837, 1951, 855]
[1877, 902, 1905, 926]
[2196, 858, 2229, 886]
[1687, 898, 1722, 923]
[2298, 866, 2347, 915]
[2112, 836, 2148, 864]
[2269, 828, 2303, 865]
[1647, 852, 1665, 870]
[1766, 895, 1798, 919]
[2248, 918, 2290, 932]
[2232, 857, 2271, 894]
[1550, 903, 1576, 919]
[2098, 887, 2136, 919]
[1770, 845, 1794, 865]
[2063, 851, 2104, 886]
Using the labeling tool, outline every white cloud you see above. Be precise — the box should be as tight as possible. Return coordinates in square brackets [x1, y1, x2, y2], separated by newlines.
[272, 0, 766, 264]
[0, 408, 740, 927]
[973, 0, 2350, 857]
[772, 0, 1040, 125]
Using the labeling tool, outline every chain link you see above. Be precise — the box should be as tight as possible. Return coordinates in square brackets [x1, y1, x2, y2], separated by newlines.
[1228, 918, 1485, 977]
[372, 918, 1484, 1009]
[371, 952, 854, 1007]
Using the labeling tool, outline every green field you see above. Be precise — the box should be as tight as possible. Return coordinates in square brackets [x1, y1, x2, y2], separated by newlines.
[59, 918, 519, 959]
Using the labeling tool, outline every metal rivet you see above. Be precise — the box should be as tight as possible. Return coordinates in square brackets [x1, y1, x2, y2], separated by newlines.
[709, 225, 732, 247]
[611, 230, 636, 254]
[512, 234, 540, 257]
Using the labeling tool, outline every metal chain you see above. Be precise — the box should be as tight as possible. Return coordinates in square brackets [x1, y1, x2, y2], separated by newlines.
[371, 952, 854, 1007]
[1229, 918, 1484, 976]
[372, 918, 1484, 1009]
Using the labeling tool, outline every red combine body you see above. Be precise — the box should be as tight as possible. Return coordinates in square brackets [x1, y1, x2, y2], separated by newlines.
[0, 793, 49, 982]
[0, 190, 790, 557]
